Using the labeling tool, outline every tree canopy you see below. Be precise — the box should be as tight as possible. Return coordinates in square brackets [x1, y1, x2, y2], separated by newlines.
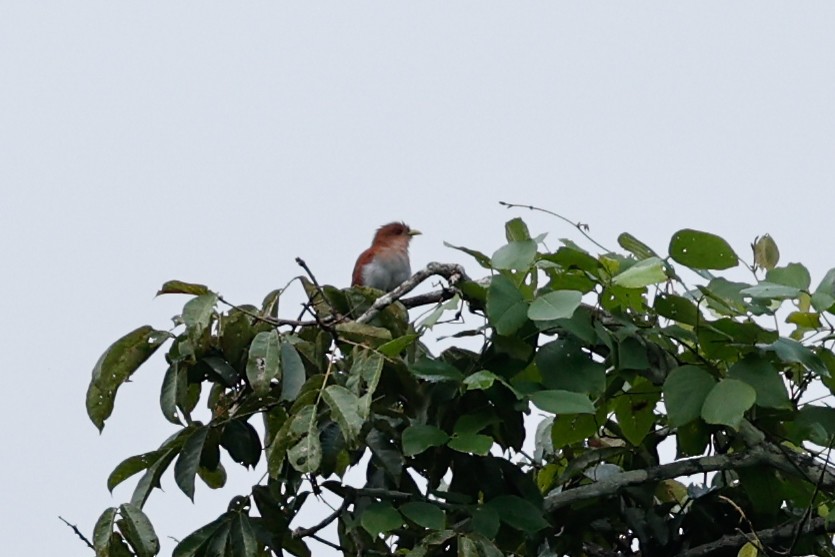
[86, 209, 835, 557]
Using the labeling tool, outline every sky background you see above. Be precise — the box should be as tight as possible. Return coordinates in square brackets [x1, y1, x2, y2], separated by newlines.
[2, 2, 835, 556]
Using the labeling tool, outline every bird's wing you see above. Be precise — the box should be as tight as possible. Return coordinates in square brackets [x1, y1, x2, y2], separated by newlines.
[351, 247, 376, 286]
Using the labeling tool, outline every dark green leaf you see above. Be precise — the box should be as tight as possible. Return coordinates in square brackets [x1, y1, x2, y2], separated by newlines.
[611, 257, 667, 288]
[130, 444, 180, 508]
[182, 293, 218, 339]
[410, 357, 464, 382]
[323, 385, 364, 444]
[669, 229, 738, 270]
[246, 330, 281, 395]
[740, 282, 801, 300]
[766, 263, 810, 290]
[172, 515, 230, 557]
[402, 424, 449, 457]
[220, 419, 262, 468]
[334, 322, 392, 345]
[505, 217, 532, 242]
[491, 240, 537, 270]
[486, 274, 529, 336]
[118, 503, 160, 557]
[701, 379, 756, 429]
[527, 290, 582, 321]
[203, 356, 239, 387]
[448, 433, 493, 455]
[487, 495, 549, 533]
[229, 513, 258, 557]
[108, 450, 163, 493]
[471, 506, 500, 538]
[618, 233, 658, 260]
[361, 502, 403, 537]
[400, 502, 445, 530]
[93, 507, 118, 555]
[280, 341, 306, 402]
[157, 280, 211, 296]
[174, 426, 209, 501]
[377, 334, 419, 357]
[87, 326, 170, 431]
[663, 366, 716, 427]
[654, 294, 700, 326]
[535, 338, 606, 395]
[769, 338, 828, 376]
[529, 390, 595, 414]
[551, 414, 597, 449]
[443, 242, 493, 269]
[728, 355, 791, 409]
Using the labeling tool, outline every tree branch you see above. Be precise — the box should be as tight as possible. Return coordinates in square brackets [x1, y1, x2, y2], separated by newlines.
[355, 262, 470, 325]
[678, 516, 835, 557]
[59, 516, 95, 550]
[545, 442, 835, 513]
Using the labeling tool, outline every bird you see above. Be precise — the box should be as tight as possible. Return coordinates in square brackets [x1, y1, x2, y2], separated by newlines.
[352, 222, 421, 291]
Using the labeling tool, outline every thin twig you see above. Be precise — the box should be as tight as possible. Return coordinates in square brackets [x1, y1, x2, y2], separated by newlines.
[293, 496, 352, 538]
[499, 200, 612, 253]
[59, 516, 95, 550]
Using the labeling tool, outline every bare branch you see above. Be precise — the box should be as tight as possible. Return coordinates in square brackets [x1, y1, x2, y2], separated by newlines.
[292, 497, 352, 539]
[59, 516, 95, 550]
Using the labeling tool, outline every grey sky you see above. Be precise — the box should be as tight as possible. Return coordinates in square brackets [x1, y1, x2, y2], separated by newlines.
[2, 2, 834, 555]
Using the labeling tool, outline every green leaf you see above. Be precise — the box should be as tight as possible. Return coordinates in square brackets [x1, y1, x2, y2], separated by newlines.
[323, 385, 364, 444]
[740, 282, 801, 300]
[402, 424, 449, 456]
[766, 263, 810, 290]
[487, 495, 549, 533]
[529, 390, 595, 414]
[551, 414, 597, 449]
[611, 257, 667, 288]
[334, 321, 392, 345]
[279, 341, 306, 402]
[220, 419, 261, 468]
[182, 293, 218, 339]
[535, 338, 606, 395]
[378, 334, 419, 357]
[130, 444, 181, 508]
[229, 513, 258, 557]
[108, 450, 163, 493]
[245, 330, 281, 396]
[527, 290, 583, 321]
[174, 426, 209, 501]
[157, 280, 211, 296]
[287, 428, 322, 474]
[669, 229, 738, 270]
[491, 240, 537, 270]
[118, 503, 160, 557]
[443, 242, 492, 269]
[172, 515, 230, 557]
[87, 326, 171, 431]
[768, 338, 828, 377]
[471, 506, 500, 538]
[400, 502, 445, 530]
[486, 274, 529, 335]
[504, 217, 531, 242]
[198, 463, 227, 489]
[618, 233, 658, 260]
[448, 433, 493, 455]
[93, 507, 118, 556]
[663, 366, 716, 427]
[654, 294, 700, 326]
[361, 502, 403, 537]
[410, 357, 464, 382]
[753, 234, 780, 270]
[614, 378, 660, 446]
[463, 370, 500, 391]
[701, 379, 756, 429]
[728, 355, 791, 409]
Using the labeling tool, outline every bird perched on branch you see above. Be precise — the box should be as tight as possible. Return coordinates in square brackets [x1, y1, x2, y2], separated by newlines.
[352, 222, 421, 291]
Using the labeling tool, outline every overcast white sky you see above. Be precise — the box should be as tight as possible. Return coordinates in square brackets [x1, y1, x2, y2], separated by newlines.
[2, 2, 835, 555]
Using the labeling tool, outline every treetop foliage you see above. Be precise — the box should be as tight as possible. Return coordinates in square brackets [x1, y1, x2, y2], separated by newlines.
[86, 209, 835, 557]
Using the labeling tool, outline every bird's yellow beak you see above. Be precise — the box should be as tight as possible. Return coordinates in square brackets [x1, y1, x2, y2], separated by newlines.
[408, 229, 422, 237]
